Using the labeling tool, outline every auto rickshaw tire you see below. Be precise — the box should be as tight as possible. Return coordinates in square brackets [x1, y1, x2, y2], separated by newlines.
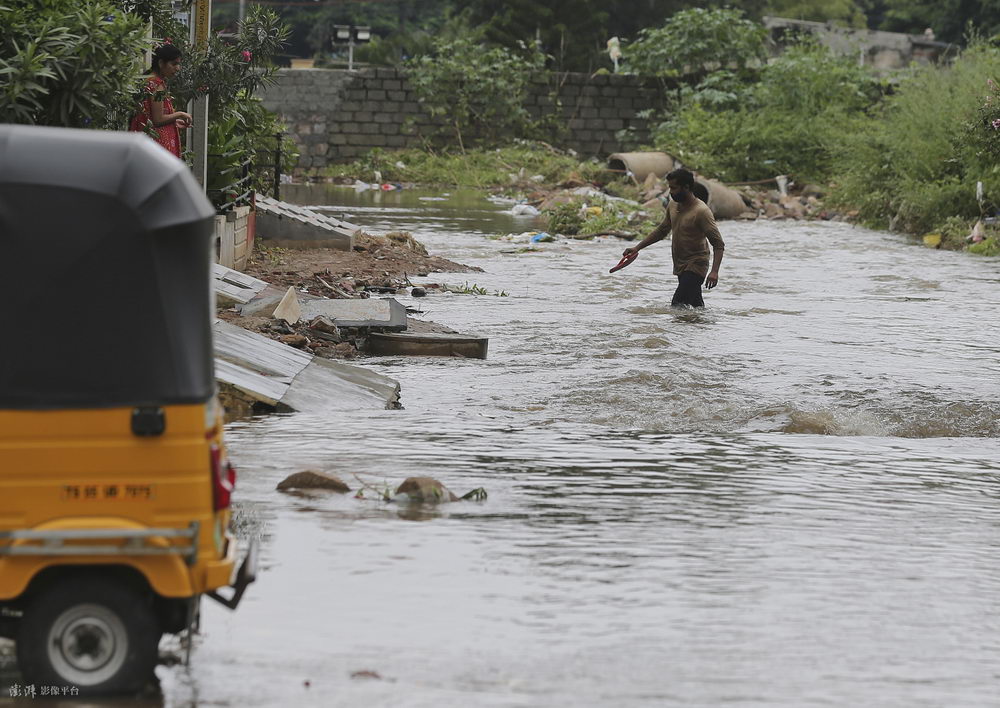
[16, 576, 159, 695]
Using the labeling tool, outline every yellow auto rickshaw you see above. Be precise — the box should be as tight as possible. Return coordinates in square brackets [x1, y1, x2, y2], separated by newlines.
[0, 124, 256, 695]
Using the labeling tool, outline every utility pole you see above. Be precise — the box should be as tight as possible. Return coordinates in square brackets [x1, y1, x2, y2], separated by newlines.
[190, 0, 211, 191]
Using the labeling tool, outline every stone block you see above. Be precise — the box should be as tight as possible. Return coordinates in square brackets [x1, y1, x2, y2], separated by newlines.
[353, 111, 373, 122]
[367, 89, 387, 101]
[347, 134, 369, 145]
[386, 135, 406, 147]
[368, 135, 387, 146]
[383, 79, 402, 90]
[599, 107, 618, 118]
[379, 123, 400, 135]
[361, 123, 379, 135]
[605, 118, 624, 130]
[330, 133, 347, 145]
[568, 118, 586, 130]
[373, 112, 393, 124]
[310, 143, 329, 156]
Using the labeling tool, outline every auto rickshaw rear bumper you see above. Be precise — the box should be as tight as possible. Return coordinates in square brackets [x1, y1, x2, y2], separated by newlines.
[206, 536, 257, 610]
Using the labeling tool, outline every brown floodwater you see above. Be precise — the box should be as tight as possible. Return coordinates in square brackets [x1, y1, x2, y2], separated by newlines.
[5, 186, 1000, 707]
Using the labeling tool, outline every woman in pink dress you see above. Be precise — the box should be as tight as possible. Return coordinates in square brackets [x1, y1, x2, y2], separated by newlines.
[129, 44, 192, 158]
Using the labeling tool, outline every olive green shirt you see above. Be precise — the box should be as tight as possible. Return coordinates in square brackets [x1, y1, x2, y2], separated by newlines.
[649, 199, 725, 278]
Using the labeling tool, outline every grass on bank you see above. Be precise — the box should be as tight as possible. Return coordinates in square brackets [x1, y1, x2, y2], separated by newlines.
[321, 143, 609, 189]
[830, 44, 1000, 236]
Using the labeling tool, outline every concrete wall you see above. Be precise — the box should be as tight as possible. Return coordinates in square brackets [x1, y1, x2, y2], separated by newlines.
[215, 205, 251, 271]
[763, 16, 955, 73]
[259, 68, 665, 172]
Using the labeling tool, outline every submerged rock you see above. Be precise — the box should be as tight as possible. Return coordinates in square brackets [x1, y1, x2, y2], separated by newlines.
[392, 476, 459, 503]
[277, 470, 350, 493]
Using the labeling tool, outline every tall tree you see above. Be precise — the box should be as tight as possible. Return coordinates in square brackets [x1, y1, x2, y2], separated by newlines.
[463, 0, 611, 72]
[763, 0, 868, 27]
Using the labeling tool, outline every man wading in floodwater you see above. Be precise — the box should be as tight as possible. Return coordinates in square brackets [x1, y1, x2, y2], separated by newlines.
[622, 168, 725, 307]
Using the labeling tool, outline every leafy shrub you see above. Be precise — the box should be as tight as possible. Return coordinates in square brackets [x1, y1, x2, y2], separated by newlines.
[830, 43, 1000, 233]
[0, 0, 148, 127]
[405, 37, 545, 150]
[651, 41, 881, 183]
[152, 5, 292, 210]
[624, 8, 766, 80]
[969, 236, 1000, 256]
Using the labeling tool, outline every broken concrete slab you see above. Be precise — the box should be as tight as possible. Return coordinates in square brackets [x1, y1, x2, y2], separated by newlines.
[213, 263, 268, 307]
[272, 286, 302, 324]
[255, 195, 357, 250]
[299, 297, 407, 330]
[236, 284, 291, 317]
[213, 319, 400, 412]
[368, 331, 488, 359]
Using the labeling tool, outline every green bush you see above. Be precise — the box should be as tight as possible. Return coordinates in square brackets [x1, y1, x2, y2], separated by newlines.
[624, 8, 766, 81]
[0, 0, 148, 128]
[969, 236, 1000, 255]
[649, 41, 880, 183]
[830, 43, 1000, 233]
[152, 5, 292, 210]
[405, 37, 545, 150]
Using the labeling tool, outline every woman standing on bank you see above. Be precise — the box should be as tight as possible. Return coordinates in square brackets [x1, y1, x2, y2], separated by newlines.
[129, 43, 192, 158]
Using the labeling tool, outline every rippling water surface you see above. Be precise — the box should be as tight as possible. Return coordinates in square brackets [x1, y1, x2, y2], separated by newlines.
[176, 187, 1000, 707]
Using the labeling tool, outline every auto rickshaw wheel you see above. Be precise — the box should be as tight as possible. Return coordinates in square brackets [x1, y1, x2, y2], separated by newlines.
[16, 576, 159, 695]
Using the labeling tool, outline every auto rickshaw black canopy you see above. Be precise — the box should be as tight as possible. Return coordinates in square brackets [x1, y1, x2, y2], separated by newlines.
[0, 124, 216, 409]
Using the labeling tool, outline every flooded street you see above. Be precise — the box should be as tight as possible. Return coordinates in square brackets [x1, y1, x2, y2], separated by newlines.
[56, 188, 1000, 706]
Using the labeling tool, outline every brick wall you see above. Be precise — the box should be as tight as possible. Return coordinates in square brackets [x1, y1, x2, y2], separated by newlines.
[259, 68, 667, 172]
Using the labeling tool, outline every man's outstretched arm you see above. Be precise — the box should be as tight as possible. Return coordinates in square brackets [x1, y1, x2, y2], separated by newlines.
[624, 212, 671, 257]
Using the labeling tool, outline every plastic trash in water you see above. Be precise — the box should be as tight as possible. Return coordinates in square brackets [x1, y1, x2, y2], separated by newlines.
[510, 204, 540, 216]
[530, 232, 554, 243]
[353, 180, 370, 191]
[380, 183, 397, 191]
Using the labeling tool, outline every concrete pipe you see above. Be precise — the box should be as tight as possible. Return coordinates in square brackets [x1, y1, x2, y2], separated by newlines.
[607, 152, 675, 182]
[700, 178, 750, 220]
